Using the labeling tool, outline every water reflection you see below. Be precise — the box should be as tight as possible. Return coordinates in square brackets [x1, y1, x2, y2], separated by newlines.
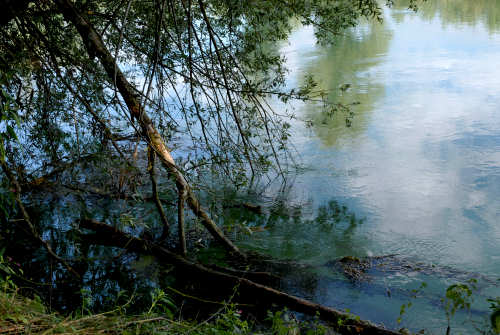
[285, 0, 500, 270]
[262, 0, 500, 332]
[4, 0, 500, 332]
[235, 198, 366, 262]
[393, 0, 500, 32]
[303, 21, 392, 147]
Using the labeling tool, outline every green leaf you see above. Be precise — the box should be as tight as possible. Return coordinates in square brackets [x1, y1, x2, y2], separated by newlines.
[492, 309, 500, 334]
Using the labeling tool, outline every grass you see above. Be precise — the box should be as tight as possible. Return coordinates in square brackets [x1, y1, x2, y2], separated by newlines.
[0, 282, 246, 335]
[0, 247, 338, 335]
[0, 283, 337, 334]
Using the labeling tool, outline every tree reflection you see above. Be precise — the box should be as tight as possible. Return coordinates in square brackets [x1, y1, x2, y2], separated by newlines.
[301, 21, 392, 147]
[393, 0, 500, 32]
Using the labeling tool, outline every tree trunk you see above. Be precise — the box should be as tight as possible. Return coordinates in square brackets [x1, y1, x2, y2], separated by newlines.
[53, 0, 244, 258]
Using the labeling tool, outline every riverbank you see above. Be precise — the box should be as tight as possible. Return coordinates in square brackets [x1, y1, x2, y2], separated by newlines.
[0, 270, 336, 335]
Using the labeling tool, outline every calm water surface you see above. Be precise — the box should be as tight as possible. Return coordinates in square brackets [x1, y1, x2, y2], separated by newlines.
[241, 1, 500, 332]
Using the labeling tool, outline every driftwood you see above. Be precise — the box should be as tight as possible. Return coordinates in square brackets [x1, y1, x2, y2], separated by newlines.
[79, 219, 400, 335]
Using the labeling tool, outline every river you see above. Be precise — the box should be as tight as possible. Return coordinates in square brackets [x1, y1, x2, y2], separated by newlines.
[9, 0, 500, 332]
[237, 1, 500, 333]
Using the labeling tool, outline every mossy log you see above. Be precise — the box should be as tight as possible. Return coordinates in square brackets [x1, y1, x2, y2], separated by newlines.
[80, 218, 401, 335]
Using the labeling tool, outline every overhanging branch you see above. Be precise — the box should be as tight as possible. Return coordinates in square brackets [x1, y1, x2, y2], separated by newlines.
[53, 0, 244, 258]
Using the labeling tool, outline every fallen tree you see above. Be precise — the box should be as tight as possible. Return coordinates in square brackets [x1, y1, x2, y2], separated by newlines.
[52, 0, 245, 259]
[80, 218, 401, 335]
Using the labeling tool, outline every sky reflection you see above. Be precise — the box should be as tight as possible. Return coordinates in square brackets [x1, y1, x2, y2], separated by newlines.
[276, 1, 500, 276]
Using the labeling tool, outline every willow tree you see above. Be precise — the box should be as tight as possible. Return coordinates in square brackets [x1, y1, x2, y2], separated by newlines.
[0, 0, 422, 291]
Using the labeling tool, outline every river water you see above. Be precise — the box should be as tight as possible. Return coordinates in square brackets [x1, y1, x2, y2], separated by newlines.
[11, 1, 499, 332]
[238, 1, 500, 332]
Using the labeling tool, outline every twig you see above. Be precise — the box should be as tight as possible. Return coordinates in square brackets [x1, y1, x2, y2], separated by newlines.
[165, 286, 252, 307]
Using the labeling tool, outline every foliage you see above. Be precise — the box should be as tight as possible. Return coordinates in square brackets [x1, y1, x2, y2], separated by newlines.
[0, 0, 418, 289]
[268, 309, 299, 335]
[0, 86, 20, 160]
[0, 0, 425, 185]
[0, 264, 333, 335]
[0, 255, 179, 335]
[397, 282, 427, 325]
[147, 288, 176, 318]
[0, 86, 20, 222]
[442, 280, 477, 325]
[267, 309, 329, 335]
[488, 297, 500, 334]
[436, 280, 500, 335]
